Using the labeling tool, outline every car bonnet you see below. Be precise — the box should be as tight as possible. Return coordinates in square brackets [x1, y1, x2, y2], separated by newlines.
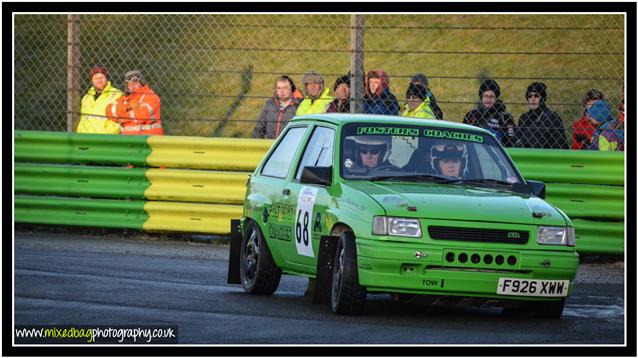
[344, 181, 567, 226]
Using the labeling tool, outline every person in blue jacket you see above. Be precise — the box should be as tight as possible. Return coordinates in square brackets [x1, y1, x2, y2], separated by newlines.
[363, 69, 399, 115]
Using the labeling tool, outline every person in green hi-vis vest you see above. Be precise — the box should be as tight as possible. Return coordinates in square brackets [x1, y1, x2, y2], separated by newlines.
[296, 71, 333, 116]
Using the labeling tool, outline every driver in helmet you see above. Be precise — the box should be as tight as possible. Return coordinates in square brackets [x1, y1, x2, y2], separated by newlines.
[430, 142, 467, 178]
[345, 135, 398, 173]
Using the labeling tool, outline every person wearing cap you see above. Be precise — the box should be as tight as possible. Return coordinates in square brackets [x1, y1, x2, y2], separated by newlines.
[515, 82, 568, 149]
[326, 74, 351, 113]
[253, 75, 301, 139]
[296, 71, 333, 116]
[401, 82, 436, 119]
[430, 143, 467, 178]
[410, 73, 444, 120]
[463, 79, 516, 147]
[76, 66, 123, 134]
[586, 100, 624, 151]
[106, 70, 163, 135]
[363, 70, 399, 116]
[572, 89, 605, 150]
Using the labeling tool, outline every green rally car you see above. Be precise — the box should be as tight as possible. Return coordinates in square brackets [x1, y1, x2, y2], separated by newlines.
[227, 114, 578, 318]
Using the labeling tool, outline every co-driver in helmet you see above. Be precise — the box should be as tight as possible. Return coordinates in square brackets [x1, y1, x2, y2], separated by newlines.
[430, 142, 468, 178]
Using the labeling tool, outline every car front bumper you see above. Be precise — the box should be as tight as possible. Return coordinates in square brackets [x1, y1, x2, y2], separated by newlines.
[356, 238, 579, 301]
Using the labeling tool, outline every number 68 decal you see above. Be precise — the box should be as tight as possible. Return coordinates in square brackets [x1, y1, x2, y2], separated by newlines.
[294, 186, 318, 257]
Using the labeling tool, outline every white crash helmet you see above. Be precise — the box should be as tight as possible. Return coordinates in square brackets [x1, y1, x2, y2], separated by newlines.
[430, 142, 468, 176]
[353, 135, 392, 163]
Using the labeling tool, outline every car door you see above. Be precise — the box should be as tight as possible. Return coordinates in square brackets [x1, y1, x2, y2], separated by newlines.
[281, 125, 336, 273]
[251, 125, 308, 262]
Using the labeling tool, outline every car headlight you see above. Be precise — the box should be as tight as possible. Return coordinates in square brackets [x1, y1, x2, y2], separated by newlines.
[373, 216, 422, 237]
[537, 226, 575, 246]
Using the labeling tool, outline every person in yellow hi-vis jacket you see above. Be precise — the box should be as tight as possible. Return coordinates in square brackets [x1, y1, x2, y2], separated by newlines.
[401, 82, 437, 119]
[76, 66, 123, 134]
[296, 71, 333, 115]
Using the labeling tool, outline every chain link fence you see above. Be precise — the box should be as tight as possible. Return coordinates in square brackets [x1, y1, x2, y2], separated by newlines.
[14, 14, 625, 149]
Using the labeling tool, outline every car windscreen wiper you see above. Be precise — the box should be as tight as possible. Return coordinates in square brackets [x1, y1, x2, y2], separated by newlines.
[369, 174, 456, 183]
[450, 178, 514, 186]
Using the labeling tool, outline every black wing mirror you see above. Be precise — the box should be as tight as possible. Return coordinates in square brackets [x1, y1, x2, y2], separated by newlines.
[300, 166, 332, 186]
[526, 180, 546, 199]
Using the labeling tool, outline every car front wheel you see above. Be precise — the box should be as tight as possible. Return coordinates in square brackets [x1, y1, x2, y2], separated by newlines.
[502, 298, 565, 319]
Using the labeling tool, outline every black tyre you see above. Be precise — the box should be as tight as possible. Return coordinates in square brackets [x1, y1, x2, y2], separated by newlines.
[331, 232, 367, 314]
[501, 298, 565, 319]
[239, 220, 281, 295]
[532, 298, 565, 319]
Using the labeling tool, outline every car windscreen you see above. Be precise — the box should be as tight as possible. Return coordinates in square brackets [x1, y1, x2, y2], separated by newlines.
[340, 123, 523, 185]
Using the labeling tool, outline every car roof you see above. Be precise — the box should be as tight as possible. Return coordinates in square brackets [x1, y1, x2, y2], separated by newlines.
[291, 113, 491, 134]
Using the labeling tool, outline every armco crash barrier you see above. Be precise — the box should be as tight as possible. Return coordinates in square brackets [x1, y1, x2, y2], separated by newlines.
[14, 131, 624, 254]
[14, 131, 264, 234]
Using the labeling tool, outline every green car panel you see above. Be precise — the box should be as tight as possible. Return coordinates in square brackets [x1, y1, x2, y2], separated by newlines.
[237, 114, 579, 315]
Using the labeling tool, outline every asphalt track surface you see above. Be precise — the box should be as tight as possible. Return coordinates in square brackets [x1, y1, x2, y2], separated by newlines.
[13, 231, 625, 345]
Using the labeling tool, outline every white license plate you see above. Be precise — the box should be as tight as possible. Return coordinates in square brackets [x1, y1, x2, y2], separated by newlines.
[497, 278, 569, 297]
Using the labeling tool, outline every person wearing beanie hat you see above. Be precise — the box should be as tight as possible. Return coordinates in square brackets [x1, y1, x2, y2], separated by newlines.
[296, 70, 333, 115]
[326, 74, 351, 113]
[525, 82, 547, 105]
[586, 100, 624, 151]
[463, 78, 517, 147]
[401, 82, 436, 119]
[411, 73, 444, 119]
[76, 65, 124, 134]
[253, 75, 301, 139]
[479, 79, 501, 99]
[362, 69, 399, 115]
[515, 82, 568, 149]
[106, 69, 163, 135]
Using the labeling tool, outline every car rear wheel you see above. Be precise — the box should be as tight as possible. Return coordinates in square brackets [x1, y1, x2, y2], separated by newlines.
[240, 220, 281, 295]
[331, 232, 366, 314]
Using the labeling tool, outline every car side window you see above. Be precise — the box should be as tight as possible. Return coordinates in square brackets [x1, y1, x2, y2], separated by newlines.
[261, 126, 307, 178]
[295, 126, 335, 180]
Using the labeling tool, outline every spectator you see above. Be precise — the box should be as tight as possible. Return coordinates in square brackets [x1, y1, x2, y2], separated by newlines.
[253, 75, 300, 139]
[106, 70, 163, 135]
[572, 89, 604, 150]
[618, 85, 624, 125]
[401, 83, 436, 119]
[586, 100, 624, 151]
[463, 79, 516, 147]
[363, 70, 400, 115]
[296, 71, 333, 115]
[516, 82, 568, 149]
[411, 73, 444, 119]
[326, 74, 350, 113]
[76, 66, 123, 134]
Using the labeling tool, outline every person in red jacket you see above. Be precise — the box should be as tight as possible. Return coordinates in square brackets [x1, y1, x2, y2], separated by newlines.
[107, 70, 163, 135]
[572, 89, 604, 150]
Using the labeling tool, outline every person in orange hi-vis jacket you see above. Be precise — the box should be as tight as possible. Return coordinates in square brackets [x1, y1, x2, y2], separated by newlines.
[106, 69, 164, 135]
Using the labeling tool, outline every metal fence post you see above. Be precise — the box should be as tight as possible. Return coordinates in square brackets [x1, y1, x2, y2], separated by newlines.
[67, 15, 80, 132]
[350, 14, 364, 113]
